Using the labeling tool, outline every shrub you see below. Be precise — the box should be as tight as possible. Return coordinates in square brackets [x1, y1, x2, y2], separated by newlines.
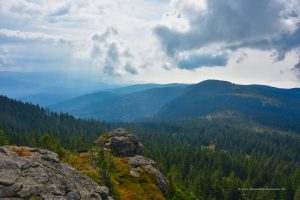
[0, 129, 9, 146]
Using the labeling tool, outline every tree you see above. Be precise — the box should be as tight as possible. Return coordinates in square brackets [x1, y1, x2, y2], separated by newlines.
[0, 129, 9, 146]
[38, 132, 65, 156]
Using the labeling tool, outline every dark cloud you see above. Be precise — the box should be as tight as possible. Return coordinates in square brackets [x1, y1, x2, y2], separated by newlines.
[124, 63, 138, 74]
[103, 43, 120, 76]
[154, 0, 300, 72]
[228, 25, 300, 60]
[178, 54, 228, 69]
[155, 0, 288, 55]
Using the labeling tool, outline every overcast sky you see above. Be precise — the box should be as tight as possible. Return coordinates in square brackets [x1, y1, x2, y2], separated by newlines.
[0, 0, 300, 88]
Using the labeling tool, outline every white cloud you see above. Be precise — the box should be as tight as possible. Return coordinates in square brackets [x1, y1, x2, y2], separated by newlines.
[0, 28, 71, 44]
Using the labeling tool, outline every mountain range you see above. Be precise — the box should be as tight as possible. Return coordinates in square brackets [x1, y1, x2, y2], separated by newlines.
[49, 80, 300, 132]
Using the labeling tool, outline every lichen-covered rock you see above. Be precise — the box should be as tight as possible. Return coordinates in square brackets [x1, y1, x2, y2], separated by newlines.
[0, 146, 111, 200]
[127, 155, 169, 195]
[96, 128, 144, 157]
[127, 155, 156, 167]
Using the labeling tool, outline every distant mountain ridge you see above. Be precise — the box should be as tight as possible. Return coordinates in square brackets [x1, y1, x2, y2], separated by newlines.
[49, 80, 300, 132]
[50, 86, 187, 121]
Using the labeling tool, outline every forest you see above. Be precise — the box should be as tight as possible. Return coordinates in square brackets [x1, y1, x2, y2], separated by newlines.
[0, 95, 300, 199]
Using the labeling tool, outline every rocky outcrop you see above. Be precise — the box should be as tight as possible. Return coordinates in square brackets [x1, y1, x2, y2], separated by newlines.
[95, 128, 144, 157]
[127, 155, 169, 195]
[96, 128, 169, 195]
[0, 146, 111, 200]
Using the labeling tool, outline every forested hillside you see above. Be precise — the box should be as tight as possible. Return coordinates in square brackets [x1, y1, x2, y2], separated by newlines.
[0, 95, 115, 150]
[1, 95, 300, 199]
[156, 80, 300, 132]
[50, 80, 300, 133]
[130, 121, 300, 199]
[50, 86, 186, 121]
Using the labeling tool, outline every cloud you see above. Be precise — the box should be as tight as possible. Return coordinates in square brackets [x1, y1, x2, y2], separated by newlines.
[103, 43, 120, 76]
[178, 54, 228, 69]
[0, 29, 71, 44]
[154, 0, 300, 71]
[124, 63, 138, 74]
[86, 27, 139, 76]
[0, 0, 299, 86]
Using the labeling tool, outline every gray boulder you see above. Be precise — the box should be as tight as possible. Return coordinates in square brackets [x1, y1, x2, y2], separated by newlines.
[96, 128, 144, 157]
[0, 146, 111, 200]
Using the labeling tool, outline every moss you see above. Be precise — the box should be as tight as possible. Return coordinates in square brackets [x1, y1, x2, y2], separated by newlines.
[101, 133, 111, 142]
[62, 152, 100, 183]
[30, 196, 43, 200]
[107, 156, 165, 200]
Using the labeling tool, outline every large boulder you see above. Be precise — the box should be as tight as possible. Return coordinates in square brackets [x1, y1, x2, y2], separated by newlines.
[96, 128, 144, 157]
[0, 146, 111, 200]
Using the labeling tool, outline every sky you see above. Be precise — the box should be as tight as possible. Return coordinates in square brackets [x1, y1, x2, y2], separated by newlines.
[0, 0, 300, 88]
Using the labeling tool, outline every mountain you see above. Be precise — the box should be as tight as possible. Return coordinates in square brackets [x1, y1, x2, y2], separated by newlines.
[0, 71, 120, 104]
[0, 77, 39, 98]
[106, 83, 189, 94]
[50, 86, 186, 121]
[20, 93, 75, 107]
[155, 80, 300, 132]
[50, 79, 300, 132]
[19, 86, 100, 107]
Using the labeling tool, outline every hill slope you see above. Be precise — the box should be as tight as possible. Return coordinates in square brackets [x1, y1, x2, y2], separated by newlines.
[0, 95, 112, 149]
[50, 80, 300, 132]
[50, 87, 186, 121]
[155, 80, 300, 132]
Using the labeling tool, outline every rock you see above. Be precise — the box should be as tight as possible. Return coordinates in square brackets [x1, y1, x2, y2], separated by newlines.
[127, 156, 169, 195]
[0, 183, 22, 198]
[0, 146, 112, 200]
[96, 128, 144, 157]
[143, 165, 169, 195]
[66, 191, 81, 200]
[96, 128, 169, 196]
[129, 167, 141, 178]
[0, 153, 21, 186]
[128, 155, 156, 167]
[0, 169, 21, 185]
[97, 186, 109, 199]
